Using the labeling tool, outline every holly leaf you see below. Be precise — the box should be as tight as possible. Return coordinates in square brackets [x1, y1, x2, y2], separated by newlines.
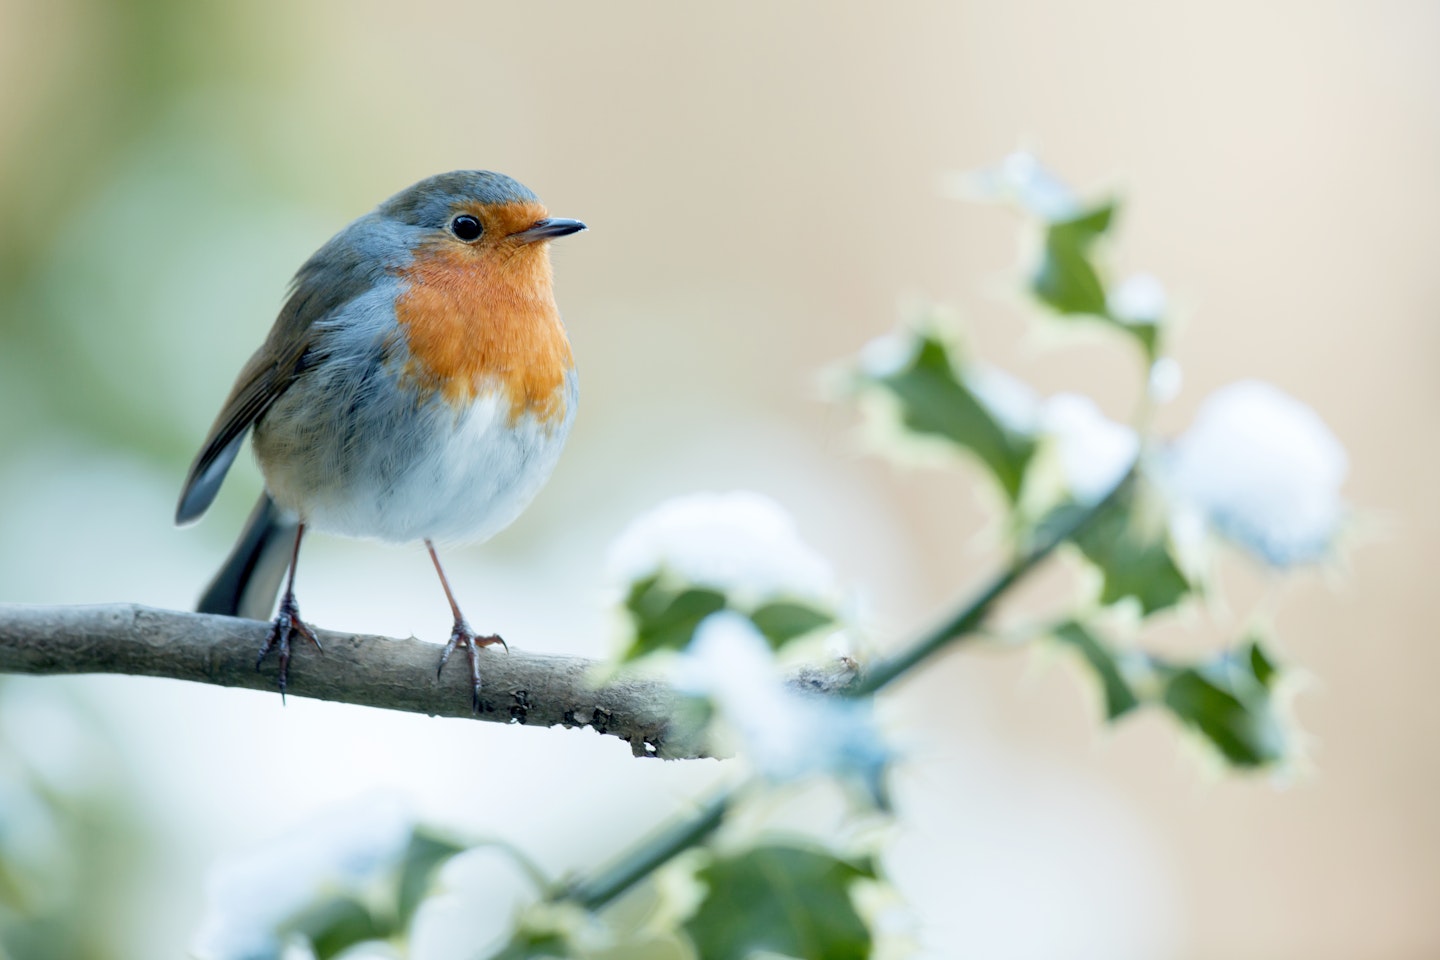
[1027, 200, 1160, 359]
[1052, 620, 1140, 720]
[273, 824, 467, 959]
[1247, 639, 1278, 688]
[619, 576, 836, 661]
[868, 334, 1036, 502]
[486, 931, 572, 960]
[749, 601, 834, 647]
[1121, 318, 1160, 361]
[622, 576, 727, 661]
[1161, 640, 1286, 767]
[396, 828, 466, 928]
[1033, 202, 1115, 317]
[1061, 484, 1190, 616]
[283, 895, 387, 960]
[686, 845, 874, 960]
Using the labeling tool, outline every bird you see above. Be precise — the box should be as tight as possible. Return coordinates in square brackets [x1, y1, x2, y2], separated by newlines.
[175, 170, 585, 710]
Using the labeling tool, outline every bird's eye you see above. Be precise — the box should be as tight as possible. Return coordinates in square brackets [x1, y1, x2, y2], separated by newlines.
[450, 214, 483, 242]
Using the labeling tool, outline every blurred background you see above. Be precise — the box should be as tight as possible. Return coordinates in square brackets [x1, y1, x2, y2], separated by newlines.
[0, 1, 1435, 957]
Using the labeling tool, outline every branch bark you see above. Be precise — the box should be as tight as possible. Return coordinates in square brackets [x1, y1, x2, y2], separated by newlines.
[0, 603, 857, 760]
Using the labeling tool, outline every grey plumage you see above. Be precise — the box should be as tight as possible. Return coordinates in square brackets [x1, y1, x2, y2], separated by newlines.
[196, 494, 297, 620]
[378, 170, 539, 228]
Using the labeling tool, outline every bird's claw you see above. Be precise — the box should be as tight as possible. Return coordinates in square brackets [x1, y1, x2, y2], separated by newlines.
[256, 592, 321, 701]
[436, 619, 505, 713]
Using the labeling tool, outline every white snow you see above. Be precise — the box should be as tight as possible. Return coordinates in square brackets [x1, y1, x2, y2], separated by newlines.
[970, 151, 1081, 222]
[1147, 357, 1183, 405]
[1042, 394, 1138, 505]
[607, 492, 837, 610]
[947, 364, 1139, 505]
[673, 613, 885, 789]
[858, 330, 921, 379]
[968, 364, 1043, 435]
[1160, 380, 1348, 565]
[1108, 273, 1167, 325]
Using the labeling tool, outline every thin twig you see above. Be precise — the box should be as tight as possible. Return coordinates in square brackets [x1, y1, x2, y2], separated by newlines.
[568, 789, 733, 910]
[849, 469, 1135, 696]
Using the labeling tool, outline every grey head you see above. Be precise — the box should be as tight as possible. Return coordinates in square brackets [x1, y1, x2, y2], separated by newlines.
[377, 170, 542, 230]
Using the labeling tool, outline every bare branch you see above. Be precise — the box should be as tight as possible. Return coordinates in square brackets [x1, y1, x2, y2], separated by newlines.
[0, 603, 858, 760]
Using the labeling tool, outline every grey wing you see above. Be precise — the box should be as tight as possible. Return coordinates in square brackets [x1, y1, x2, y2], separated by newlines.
[174, 241, 377, 525]
[175, 349, 297, 525]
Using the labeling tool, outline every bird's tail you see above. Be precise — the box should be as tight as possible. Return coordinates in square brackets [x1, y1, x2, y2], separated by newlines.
[197, 493, 298, 620]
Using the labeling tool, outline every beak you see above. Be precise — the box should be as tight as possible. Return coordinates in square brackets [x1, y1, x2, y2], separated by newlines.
[512, 217, 587, 243]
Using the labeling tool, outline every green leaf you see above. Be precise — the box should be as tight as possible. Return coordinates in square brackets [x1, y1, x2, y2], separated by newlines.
[1052, 620, 1140, 720]
[1248, 640, 1278, 688]
[396, 828, 466, 928]
[0, 857, 28, 912]
[1123, 319, 1160, 360]
[1028, 200, 1160, 359]
[284, 895, 388, 960]
[620, 574, 838, 661]
[486, 931, 572, 960]
[685, 845, 875, 960]
[872, 335, 1036, 501]
[749, 601, 834, 647]
[1032, 202, 1114, 317]
[1161, 642, 1286, 767]
[274, 825, 465, 958]
[1064, 486, 1189, 616]
[622, 576, 727, 660]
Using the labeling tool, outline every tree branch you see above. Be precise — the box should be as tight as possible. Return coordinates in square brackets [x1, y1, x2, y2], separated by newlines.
[0, 603, 857, 760]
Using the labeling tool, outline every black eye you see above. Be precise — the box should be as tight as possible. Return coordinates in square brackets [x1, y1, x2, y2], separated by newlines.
[450, 214, 482, 241]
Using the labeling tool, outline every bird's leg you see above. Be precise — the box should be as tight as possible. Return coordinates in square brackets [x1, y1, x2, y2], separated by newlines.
[428, 540, 506, 713]
[256, 523, 321, 701]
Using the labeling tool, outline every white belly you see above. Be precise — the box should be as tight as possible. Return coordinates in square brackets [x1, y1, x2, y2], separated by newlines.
[255, 366, 577, 545]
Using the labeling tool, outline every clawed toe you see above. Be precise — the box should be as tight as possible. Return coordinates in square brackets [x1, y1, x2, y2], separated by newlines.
[436, 619, 505, 713]
[256, 592, 321, 700]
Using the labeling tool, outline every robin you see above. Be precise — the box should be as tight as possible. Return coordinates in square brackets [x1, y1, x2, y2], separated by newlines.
[175, 170, 585, 710]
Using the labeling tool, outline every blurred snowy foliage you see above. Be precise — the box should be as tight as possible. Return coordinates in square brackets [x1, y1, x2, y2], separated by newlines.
[674, 613, 888, 803]
[192, 795, 464, 960]
[845, 158, 1348, 773]
[608, 492, 842, 661]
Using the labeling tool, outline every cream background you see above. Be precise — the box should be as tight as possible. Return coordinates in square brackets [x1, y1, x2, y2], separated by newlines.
[0, 2, 1434, 957]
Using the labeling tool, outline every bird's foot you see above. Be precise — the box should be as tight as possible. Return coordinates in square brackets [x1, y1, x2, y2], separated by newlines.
[256, 591, 321, 701]
[437, 619, 507, 713]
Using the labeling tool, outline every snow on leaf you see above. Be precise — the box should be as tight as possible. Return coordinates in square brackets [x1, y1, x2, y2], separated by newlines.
[1147, 357, 1183, 405]
[967, 363, 1043, 436]
[857, 330, 921, 379]
[1108, 273, 1167, 326]
[1160, 380, 1348, 566]
[1041, 393, 1138, 506]
[673, 613, 888, 802]
[608, 492, 836, 613]
[609, 493, 839, 659]
[967, 151, 1082, 222]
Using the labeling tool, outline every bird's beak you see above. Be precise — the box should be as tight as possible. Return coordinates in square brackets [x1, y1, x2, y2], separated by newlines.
[512, 218, 587, 243]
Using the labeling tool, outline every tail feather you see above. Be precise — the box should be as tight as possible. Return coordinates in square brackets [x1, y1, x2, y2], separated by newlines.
[197, 494, 298, 620]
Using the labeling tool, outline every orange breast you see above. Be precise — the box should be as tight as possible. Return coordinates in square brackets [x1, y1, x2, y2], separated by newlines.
[393, 234, 573, 427]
